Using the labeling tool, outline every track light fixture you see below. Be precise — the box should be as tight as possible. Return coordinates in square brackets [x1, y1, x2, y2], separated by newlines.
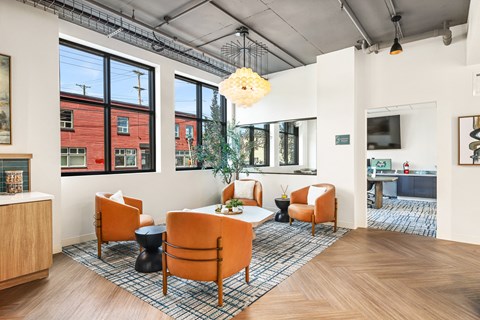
[390, 15, 403, 55]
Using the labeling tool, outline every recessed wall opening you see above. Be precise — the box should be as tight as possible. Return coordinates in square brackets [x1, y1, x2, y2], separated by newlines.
[366, 102, 437, 237]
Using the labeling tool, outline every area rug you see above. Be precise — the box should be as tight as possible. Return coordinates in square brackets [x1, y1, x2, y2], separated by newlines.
[368, 198, 437, 237]
[63, 221, 348, 320]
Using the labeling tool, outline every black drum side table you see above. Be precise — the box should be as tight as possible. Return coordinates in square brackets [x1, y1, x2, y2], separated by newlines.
[274, 198, 291, 223]
[134, 225, 166, 273]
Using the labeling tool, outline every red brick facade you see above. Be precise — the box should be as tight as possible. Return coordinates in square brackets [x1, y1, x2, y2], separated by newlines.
[61, 98, 151, 172]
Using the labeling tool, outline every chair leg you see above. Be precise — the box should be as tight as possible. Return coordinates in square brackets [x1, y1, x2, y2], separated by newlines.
[245, 265, 250, 284]
[289, 215, 292, 225]
[97, 238, 102, 259]
[162, 233, 167, 296]
[218, 278, 223, 307]
[311, 214, 315, 236]
[334, 198, 338, 232]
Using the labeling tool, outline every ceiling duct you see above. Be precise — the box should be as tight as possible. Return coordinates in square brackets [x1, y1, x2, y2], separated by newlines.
[18, 0, 235, 77]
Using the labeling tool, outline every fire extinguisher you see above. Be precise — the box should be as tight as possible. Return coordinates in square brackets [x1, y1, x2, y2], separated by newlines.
[403, 161, 410, 174]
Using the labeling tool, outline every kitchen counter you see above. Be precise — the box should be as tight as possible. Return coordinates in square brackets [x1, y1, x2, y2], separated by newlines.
[0, 192, 54, 206]
[376, 170, 436, 177]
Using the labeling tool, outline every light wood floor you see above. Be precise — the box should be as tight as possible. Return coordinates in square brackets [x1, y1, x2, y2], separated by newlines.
[1, 228, 479, 319]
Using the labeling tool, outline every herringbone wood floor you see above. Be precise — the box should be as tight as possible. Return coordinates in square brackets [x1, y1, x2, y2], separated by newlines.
[0, 228, 479, 319]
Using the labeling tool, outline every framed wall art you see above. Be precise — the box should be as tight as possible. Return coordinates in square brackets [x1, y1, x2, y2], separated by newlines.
[0, 53, 11, 145]
[458, 115, 480, 165]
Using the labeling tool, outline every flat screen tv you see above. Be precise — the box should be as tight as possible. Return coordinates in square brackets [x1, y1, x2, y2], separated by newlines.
[367, 115, 401, 150]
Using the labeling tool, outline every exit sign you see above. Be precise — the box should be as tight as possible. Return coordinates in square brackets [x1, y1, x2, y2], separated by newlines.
[335, 134, 350, 145]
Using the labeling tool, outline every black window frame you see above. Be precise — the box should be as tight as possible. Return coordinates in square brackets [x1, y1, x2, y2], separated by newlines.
[279, 122, 299, 166]
[240, 124, 270, 167]
[174, 75, 227, 171]
[60, 40, 156, 176]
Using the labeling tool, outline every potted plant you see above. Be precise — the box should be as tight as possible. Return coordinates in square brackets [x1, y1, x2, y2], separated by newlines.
[229, 198, 243, 212]
[194, 92, 259, 184]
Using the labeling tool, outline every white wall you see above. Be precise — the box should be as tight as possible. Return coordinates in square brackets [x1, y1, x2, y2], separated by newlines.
[236, 64, 317, 125]
[59, 22, 226, 246]
[356, 25, 480, 244]
[367, 105, 437, 171]
[237, 25, 480, 245]
[0, 1, 62, 252]
[317, 47, 358, 229]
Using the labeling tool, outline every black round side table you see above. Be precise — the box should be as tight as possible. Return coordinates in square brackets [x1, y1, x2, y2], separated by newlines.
[134, 225, 166, 273]
[274, 198, 291, 223]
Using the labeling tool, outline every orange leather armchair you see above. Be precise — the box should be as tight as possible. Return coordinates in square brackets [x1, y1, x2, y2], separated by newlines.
[221, 179, 263, 207]
[162, 211, 252, 306]
[288, 184, 337, 236]
[95, 192, 154, 258]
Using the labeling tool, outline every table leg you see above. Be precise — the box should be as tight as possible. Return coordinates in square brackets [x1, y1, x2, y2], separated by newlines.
[375, 181, 383, 209]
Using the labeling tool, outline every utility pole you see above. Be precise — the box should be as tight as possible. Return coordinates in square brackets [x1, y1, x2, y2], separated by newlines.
[133, 70, 146, 105]
[76, 83, 91, 95]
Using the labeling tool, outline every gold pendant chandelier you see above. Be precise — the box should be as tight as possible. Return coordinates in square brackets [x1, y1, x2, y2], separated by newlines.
[219, 27, 270, 107]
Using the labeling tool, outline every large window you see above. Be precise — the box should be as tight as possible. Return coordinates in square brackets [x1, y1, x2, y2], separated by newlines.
[60, 41, 155, 175]
[240, 124, 270, 166]
[279, 122, 299, 165]
[174, 76, 226, 169]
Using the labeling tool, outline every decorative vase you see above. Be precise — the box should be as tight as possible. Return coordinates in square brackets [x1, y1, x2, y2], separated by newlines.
[5, 170, 23, 194]
[232, 206, 239, 212]
[281, 193, 287, 199]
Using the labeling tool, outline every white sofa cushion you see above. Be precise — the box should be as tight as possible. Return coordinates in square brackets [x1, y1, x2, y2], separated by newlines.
[233, 180, 255, 200]
[110, 190, 125, 204]
[307, 186, 327, 205]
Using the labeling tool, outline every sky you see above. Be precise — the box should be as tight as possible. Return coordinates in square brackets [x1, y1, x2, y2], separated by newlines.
[60, 45, 150, 106]
[60, 44, 218, 116]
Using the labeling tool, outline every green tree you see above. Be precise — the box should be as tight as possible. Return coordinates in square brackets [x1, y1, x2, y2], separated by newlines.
[195, 92, 254, 184]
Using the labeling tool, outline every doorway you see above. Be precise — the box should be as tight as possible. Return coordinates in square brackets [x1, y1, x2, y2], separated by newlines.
[366, 102, 437, 237]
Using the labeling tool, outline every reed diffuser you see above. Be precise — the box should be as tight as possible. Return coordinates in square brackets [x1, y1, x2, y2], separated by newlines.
[280, 184, 288, 199]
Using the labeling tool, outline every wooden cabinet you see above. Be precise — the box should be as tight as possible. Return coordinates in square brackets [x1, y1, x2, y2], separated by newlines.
[0, 198, 53, 290]
[397, 176, 436, 199]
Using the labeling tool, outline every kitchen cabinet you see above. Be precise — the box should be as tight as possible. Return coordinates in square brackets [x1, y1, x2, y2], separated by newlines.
[0, 192, 54, 290]
[397, 176, 436, 199]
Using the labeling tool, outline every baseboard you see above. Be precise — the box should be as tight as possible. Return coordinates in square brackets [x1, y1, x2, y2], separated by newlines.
[53, 244, 63, 254]
[62, 233, 96, 247]
[337, 220, 355, 229]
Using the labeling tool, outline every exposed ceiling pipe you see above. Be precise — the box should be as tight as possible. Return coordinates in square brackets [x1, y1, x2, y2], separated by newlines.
[363, 25, 453, 54]
[443, 21, 452, 46]
[154, 0, 212, 29]
[337, 0, 373, 46]
[209, 1, 306, 67]
[83, 0, 236, 69]
[386, 0, 404, 39]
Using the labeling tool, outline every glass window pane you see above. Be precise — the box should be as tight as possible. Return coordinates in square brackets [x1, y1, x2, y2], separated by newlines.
[279, 134, 285, 165]
[60, 45, 104, 101]
[111, 109, 150, 170]
[175, 78, 197, 116]
[202, 86, 219, 120]
[69, 155, 85, 166]
[110, 60, 150, 107]
[288, 135, 296, 164]
[254, 129, 267, 165]
[175, 117, 197, 168]
[61, 156, 67, 167]
[61, 102, 104, 173]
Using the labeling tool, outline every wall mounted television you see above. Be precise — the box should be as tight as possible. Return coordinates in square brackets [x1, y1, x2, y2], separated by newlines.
[367, 115, 401, 150]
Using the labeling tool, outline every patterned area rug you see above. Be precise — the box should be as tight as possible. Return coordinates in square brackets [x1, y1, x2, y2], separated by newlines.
[63, 221, 348, 320]
[368, 198, 437, 237]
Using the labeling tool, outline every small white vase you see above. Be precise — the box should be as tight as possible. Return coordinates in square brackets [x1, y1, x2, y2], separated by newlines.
[232, 206, 239, 212]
